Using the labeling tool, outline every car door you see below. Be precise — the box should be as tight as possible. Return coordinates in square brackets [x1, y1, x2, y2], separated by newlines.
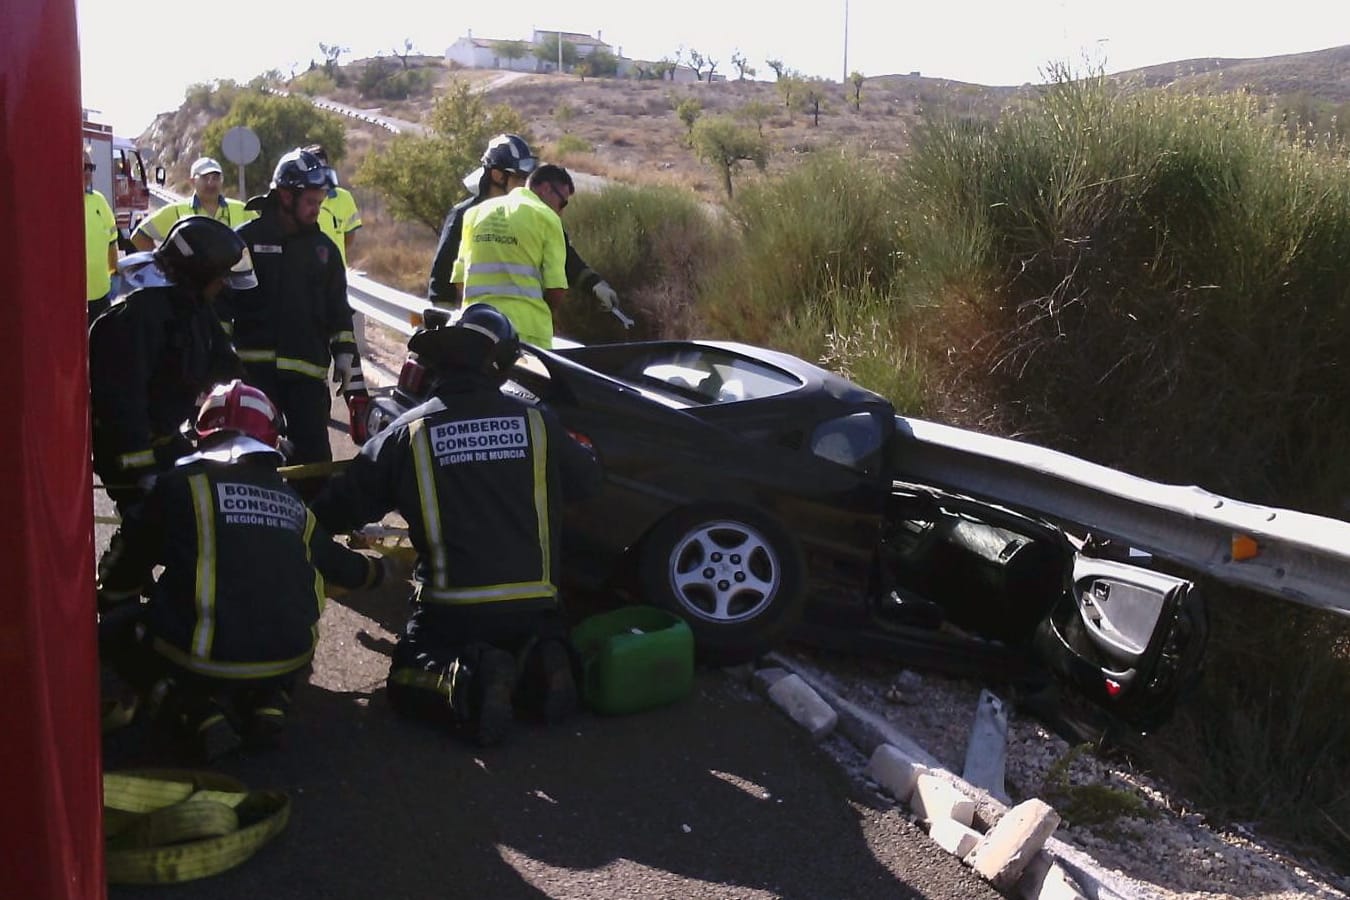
[1033, 555, 1208, 732]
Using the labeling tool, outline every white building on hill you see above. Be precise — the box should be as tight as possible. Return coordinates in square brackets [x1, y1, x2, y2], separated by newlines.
[446, 29, 614, 74]
[444, 28, 703, 82]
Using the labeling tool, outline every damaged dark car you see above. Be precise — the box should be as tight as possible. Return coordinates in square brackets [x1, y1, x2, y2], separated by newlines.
[366, 337, 1208, 732]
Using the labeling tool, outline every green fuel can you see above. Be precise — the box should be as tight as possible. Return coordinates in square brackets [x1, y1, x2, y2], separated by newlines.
[570, 606, 695, 715]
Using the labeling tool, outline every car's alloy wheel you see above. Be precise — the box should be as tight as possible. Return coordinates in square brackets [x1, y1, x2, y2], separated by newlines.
[640, 505, 806, 664]
[667, 519, 778, 624]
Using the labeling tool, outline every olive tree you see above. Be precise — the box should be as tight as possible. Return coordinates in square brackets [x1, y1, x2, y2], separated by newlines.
[355, 79, 527, 235]
[692, 116, 768, 198]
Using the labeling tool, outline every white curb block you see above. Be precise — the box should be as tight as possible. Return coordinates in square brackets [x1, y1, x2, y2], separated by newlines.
[912, 772, 976, 826]
[866, 744, 928, 804]
[766, 673, 838, 740]
[930, 817, 983, 858]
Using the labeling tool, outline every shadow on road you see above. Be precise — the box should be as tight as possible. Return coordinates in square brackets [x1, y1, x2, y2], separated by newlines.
[104, 658, 995, 899]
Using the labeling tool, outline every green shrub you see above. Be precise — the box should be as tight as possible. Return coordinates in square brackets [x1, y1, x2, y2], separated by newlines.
[906, 72, 1350, 514]
[554, 183, 724, 342]
[552, 134, 593, 156]
[703, 151, 908, 344]
[291, 69, 337, 97]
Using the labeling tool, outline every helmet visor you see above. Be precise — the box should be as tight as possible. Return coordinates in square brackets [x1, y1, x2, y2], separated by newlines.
[226, 246, 258, 290]
[514, 156, 538, 174]
[306, 165, 338, 189]
[283, 164, 337, 190]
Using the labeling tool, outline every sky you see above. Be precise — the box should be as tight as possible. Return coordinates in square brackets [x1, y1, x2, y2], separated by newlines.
[78, 0, 1350, 138]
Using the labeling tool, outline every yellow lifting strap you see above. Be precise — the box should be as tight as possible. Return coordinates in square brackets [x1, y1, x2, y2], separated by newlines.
[103, 769, 290, 884]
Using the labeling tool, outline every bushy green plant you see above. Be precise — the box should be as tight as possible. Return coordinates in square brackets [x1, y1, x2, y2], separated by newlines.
[552, 134, 593, 156]
[554, 183, 724, 342]
[291, 69, 337, 97]
[906, 70, 1350, 514]
[1040, 745, 1156, 828]
[704, 151, 906, 342]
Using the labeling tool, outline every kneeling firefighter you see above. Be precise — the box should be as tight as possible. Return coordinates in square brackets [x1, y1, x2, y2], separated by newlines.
[98, 380, 392, 762]
[311, 303, 603, 745]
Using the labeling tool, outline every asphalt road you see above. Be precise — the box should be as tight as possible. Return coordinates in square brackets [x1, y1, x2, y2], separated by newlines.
[98, 394, 1001, 900]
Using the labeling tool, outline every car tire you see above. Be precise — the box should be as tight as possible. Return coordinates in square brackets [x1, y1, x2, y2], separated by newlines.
[639, 505, 807, 665]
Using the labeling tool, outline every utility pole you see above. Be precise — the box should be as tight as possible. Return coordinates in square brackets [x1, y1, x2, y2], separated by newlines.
[558, 29, 563, 73]
[842, 0, 850, 83]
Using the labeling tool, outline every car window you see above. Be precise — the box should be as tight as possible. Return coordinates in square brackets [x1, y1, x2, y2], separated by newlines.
[810, 412, 886, 474]
[640, 349, 801, 404]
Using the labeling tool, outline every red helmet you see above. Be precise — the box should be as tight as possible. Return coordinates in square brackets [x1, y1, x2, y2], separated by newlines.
[194, 380, 284, 448]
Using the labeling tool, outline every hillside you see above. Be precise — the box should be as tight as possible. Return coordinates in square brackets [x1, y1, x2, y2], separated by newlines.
[140, 44, 1350, 197]
[1123, 43, 1350, 101]
[135, 44, 1350, 294]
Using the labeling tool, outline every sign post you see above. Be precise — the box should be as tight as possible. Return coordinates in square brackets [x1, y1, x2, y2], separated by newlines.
[221, 125, 262, 199]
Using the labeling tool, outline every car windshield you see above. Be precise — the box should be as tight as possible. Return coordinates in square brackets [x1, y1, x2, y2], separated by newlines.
[635, 348, 802, 404]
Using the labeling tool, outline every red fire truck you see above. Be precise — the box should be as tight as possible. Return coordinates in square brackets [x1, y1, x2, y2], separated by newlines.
[82, 112, 154, 250]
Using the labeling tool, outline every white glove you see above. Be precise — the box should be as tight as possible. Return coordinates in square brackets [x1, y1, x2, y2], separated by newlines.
[592, 281, 618, 312]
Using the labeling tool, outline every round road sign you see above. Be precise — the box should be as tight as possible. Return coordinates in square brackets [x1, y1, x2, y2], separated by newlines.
[221, 126, 261, 165]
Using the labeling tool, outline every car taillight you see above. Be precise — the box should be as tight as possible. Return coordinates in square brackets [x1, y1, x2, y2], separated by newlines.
[398, 357, 427, 395]
[567, 429, 594, 451]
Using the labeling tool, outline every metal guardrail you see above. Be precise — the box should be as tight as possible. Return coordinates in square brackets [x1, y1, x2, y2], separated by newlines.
[347, 271, 424, 336]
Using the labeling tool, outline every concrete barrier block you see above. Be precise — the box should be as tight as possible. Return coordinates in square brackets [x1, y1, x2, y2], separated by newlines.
[766, 673, 838, 740]
[867, 744, 928, 804]
[929, 816, 983, 858]
[968, 798, 1062, 891]
[910, 773, 975, 826]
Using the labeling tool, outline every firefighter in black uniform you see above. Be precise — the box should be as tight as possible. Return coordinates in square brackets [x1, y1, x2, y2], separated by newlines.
[426, 133, 621, 316]
[98, 380, 389, 761]
[312, 304, 603, 746]
[222, 147, 370, 466]
[91, 215, 251, 600]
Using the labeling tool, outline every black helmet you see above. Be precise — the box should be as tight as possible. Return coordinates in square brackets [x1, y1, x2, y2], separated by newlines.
[481, 134, 538, 175]
[270, 147, 336, 192]
[408, 303, 522, 377]
[154, 216, 257, 290]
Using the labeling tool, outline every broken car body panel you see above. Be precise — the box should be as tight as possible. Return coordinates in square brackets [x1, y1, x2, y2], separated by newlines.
[892, 416, 1350, 619]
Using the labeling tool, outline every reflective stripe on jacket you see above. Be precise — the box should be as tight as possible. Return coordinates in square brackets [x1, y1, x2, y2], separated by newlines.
[451, 187, 567, 348]
[221, 200, 357, 382]
[310, 371, 603, 610]
[106, 459, 380, 679]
